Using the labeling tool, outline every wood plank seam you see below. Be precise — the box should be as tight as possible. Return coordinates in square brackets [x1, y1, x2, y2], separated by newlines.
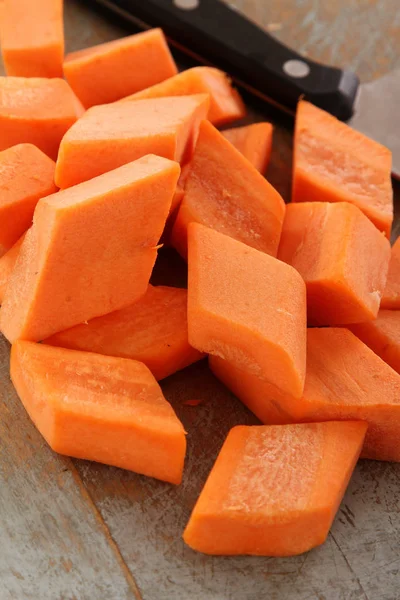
[68, 459, 144, 600]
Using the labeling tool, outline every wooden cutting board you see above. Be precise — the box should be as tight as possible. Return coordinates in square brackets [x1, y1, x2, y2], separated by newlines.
[1, 1, 400, 598]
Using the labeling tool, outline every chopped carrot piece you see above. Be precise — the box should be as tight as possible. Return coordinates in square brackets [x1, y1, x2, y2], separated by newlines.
[170, 185, 185, 218]
[222, 122, 273, 173]
[11, 342, 186, 483]
[122, 66, 245, 125]
[162, 164, 192, 246]
[209, 355, 297, 425]
[55, 94, 209, 188]
[183, 422, 367, 555]
[64, 29, 177, 108]
[171, 121, 285, 259]
[45, 285, 204, 381]
[292, 100, 393, 236]
[188, 224, 306, 397]
[381, 238, 400, 308]
[0, 234, 25, 303]
[0, 77, 83, 160]
[211, 328, 400, 461]
[0, 155, 180, 343]
[349, 310, 400, 375]
[0, 0, 64, 77]
[0, 144, 57, 256]
[278, 202, 391, 325]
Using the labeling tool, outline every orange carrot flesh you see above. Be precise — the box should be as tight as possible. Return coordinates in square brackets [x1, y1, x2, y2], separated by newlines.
[45, 285, 204, 381]
[55, 94, 209, 188]
[222, 122, 273, 173]
[183, 422, 367, 556]
[211, 328, 400, 462]
[381, 237, 400, 309]
[278, 202, 391, 325]
[292, 100, 393, 236]
[64, 29, 177, 108]
[11, 341, 186, 483]
[171, 120, 285, 259]
[0, 234, 25, 303]
[0, 144, 57, 256]
[209, 355, 297, 425]
[0, 155, 180, 343]
[349, 310, 400, 375]
[162, 164, 192, 246]
[187, 224, 307, 397]
[170, 185, 185, 218]
[0, 77, 82, 160]
[122, 66, 245, 126]
[0, 0, 64, 78]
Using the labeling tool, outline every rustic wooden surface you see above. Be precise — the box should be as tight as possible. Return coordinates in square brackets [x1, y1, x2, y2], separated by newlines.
[1, 1, 400, 598]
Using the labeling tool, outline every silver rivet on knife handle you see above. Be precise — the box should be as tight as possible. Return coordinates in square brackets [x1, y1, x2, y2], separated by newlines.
[173, 0, 200, 10]
[283, 59, 310, 79]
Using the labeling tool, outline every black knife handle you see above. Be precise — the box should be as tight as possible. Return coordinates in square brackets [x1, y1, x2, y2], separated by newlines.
[91, 0, 360, 120]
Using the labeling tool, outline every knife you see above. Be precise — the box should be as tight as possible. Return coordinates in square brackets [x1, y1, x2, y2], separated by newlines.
[83, 0, 400, 178]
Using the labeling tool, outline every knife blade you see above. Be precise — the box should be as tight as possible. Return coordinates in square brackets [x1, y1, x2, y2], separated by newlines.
[83, 0, 400, 178]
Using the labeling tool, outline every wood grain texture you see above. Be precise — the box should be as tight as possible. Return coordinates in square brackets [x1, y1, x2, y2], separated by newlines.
[0, 335, 140, 600]
[0, 1, 400, 599]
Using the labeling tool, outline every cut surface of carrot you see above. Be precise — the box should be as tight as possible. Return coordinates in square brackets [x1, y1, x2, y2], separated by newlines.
[381, 238, 400, 309]
[349, 310, 400, 375]
[0, 0, 64, 77]
[222, 122, 273, 173]
[55, 94, 209, 188]
[211, 328, 400, 462]
[188, 224, 306, 397]
[0, 155, 180, 343]
[278, 202, 391, 325]
[0, 144, 57, 256]
[292, 100, 393, 236]
[45, 285, 204, 381]
[0, 234, 25, 304]
[0, 77, 82, 160]
[122, 66, 245, 126]
[183, 422, 366, 556]
[11, 342, 186, 484]
[64, 29, 177, 108]
[171, 121, 285, 259]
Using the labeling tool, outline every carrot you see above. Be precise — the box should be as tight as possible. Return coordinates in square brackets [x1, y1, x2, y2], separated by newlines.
[292, 100, 393, 236]
[122, 66, 245, 126]
[381, 238, 400, 309]
[349, 310, 400, 375]
[211, 328, 400, 462]
[11, 341, 186, 484]
[0, 155, 180, 343]
[171, 121, 285, 259]
[0, 0, 64, 77]
[0, 77, 83, 160]
[55, 94, 209, 188]
[278, 202, 391, 325]
[45, 285, 204, 381]
[64, 29, 177, 109]
[187, 223, 306, 397]
[209, 355, 297, 425]
[0, 234, 25, 303]
[170, 185, 185, 218]
[0, 144, 57, 256]
[183, 421, 367, 556]
[161, 164, 192, 247]
[222, 122, 273, 173]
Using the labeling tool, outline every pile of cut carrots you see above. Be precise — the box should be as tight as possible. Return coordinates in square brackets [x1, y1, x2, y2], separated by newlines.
[0, 0, 397, 558]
